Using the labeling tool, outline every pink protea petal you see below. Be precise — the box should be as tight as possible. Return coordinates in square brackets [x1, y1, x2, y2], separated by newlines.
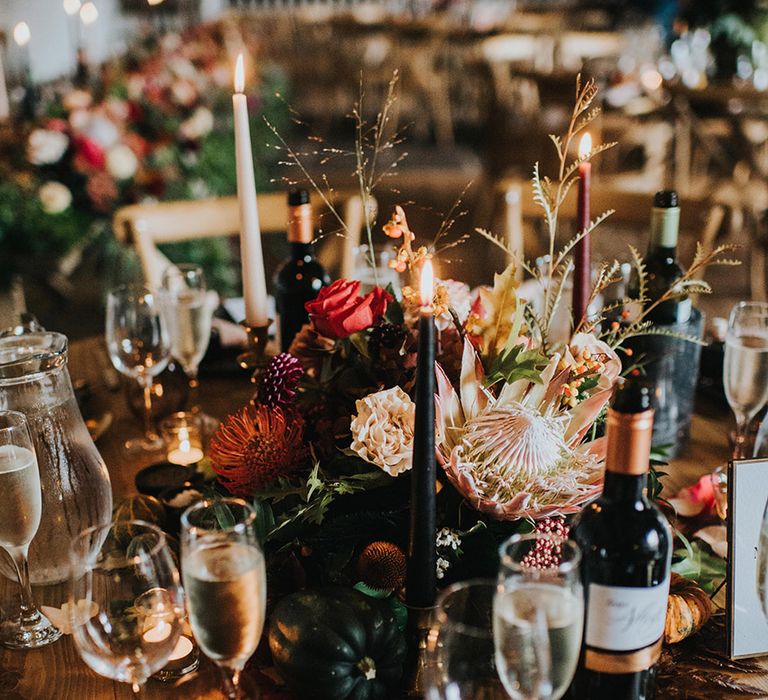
[564, 388, 612, 444]
[460, 338, 489, 420]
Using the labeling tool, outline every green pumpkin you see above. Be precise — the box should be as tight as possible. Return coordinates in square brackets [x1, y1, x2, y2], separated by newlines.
[269, 587, 407, 700]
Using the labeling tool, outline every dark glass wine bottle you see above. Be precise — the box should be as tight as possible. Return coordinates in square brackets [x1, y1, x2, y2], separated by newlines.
[274, 189, 330, 352]
[568, 378, 672, 700]
[635, 190, 691, 325]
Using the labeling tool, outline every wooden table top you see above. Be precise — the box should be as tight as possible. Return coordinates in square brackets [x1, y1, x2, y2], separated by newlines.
[0, 336, 753, 698]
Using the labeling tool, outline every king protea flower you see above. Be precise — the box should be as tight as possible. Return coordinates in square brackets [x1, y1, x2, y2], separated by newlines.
[208, 403, 309, 498]
[436, 336, 620, 520]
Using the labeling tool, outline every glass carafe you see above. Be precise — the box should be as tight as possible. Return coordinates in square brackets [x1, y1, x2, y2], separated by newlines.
[0, 331, 113, 584]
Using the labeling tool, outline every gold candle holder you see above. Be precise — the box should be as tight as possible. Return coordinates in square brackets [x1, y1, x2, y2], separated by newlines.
[237, 320, 273, 371]
[403, 605, 436, 697]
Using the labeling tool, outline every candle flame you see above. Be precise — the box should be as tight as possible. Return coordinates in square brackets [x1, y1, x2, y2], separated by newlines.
[234, 53, 245, 94]
[578, 132, 592, 160]
[420, 259, 434, 307]
[13, 22, 31, 47]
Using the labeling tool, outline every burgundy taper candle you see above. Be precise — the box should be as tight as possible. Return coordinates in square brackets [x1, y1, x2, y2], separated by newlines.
[406, 259, 437, 609]
[573, 132, 592, 327]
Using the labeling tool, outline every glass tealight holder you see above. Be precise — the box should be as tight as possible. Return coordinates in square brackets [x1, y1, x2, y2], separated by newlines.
[160, 412, 204, 467]
[136, 588, 200, 682]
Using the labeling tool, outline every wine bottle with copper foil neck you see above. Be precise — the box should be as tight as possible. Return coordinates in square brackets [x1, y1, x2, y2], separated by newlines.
[568, 379, 672, 700]
[274, 189, 330, 352]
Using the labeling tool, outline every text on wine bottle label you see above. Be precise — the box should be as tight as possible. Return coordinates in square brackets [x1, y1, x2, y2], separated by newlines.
[585, 576, 670, 652]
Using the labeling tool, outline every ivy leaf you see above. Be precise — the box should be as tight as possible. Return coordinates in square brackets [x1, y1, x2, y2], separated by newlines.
[485, 343, 549, 387]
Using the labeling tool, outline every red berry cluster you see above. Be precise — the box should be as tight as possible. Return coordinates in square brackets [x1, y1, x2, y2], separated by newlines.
[521, 517, 570, 570]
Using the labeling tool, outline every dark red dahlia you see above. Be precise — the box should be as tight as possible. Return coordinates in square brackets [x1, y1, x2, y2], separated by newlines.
[257, 353, 304, 408]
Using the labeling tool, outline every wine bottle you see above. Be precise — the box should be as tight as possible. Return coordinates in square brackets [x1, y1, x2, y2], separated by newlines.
[274, 189, 330, 352]
[568, 378, 672, 700]
[635, 190, 691, 325]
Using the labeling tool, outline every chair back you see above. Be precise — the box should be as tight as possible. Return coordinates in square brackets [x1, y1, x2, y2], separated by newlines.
[113, 191, 371, 290]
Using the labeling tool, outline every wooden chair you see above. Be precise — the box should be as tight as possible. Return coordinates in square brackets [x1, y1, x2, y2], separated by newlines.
[113, 191, 372, 290]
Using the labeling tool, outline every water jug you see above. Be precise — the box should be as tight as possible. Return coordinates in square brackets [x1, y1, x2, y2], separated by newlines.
[0, 330, 113, 584]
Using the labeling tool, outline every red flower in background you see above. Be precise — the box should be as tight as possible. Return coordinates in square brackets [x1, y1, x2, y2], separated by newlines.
[45, 118, 69, 133]
[306, 279, 392, 339]
[74, 136, 106, 170]
[208, 404, 309, 498]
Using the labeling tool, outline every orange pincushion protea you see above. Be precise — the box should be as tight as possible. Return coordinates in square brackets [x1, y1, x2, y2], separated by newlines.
[208, 403, 309, 498]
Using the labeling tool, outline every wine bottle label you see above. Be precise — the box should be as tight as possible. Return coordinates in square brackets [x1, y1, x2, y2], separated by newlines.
[585, 576, 670, 660]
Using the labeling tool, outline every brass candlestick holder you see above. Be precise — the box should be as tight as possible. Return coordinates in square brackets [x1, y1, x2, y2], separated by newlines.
[403, 605, 436, 697]
[237, 321, 274, 373]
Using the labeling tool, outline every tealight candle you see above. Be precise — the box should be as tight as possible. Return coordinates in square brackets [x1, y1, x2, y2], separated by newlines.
[161, 412, 204, 466]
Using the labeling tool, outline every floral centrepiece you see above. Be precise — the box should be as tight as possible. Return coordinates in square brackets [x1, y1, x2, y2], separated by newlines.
[202, 74, 737, 592]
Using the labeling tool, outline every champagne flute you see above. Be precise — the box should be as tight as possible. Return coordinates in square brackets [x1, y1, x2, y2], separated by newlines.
[159, 265, 216, 417]
[0, 411, 61, 649]
[69, 520, 184, 694]
[106, 285, 171, 451]
[496, 533, 583, 700]
[425, 579, 530, 699]
[181, 498, 266, 699]
[723, 301, 768, 459]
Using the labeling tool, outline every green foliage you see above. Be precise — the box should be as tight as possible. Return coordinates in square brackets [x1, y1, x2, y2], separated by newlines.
[256, 460, 393, 545]
[672, 538, 727, 593]
[485, 342, 549, 387]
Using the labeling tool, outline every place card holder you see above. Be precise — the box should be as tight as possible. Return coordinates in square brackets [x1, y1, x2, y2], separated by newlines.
[726, 458, 768, 658]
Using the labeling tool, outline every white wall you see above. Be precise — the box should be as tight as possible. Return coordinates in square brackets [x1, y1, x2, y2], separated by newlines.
[0, 0, 220, 84]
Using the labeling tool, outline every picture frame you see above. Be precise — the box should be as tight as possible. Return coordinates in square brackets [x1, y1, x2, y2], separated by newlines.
[727, 458, 768, 658]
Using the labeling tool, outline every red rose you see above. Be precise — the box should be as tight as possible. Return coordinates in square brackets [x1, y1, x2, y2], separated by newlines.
[305, 279, 392, 339]
[75, 136, 106, 170]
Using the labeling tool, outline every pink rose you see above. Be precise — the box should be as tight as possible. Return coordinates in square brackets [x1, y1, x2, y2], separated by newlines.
[305, 279, 392, 339]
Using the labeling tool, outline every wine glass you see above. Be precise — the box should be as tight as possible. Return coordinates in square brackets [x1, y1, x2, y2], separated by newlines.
[723, 301, 768, 459]
[159, 264, 216, 416]
[69, 520, 184, 694]
[496, 533, 583, 700]
[0, 411, 61, 649]
[181, 498, 266, 699]
[106, 285, 171, 451]
[425, 579, 535, 699]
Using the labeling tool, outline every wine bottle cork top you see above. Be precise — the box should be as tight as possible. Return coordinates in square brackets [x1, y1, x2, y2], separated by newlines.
[287, 189, 313, 243]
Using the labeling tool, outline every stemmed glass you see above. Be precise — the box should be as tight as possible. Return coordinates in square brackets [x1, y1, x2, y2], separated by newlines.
[159, 264, 216, 417]
[0, 411, 61, 649]
[181, 498, 267, 699]
[723, 301, 768, 459]
[495, 533, 583, 700]
[106, 285, 170, 451]
[425, 579, 528, 699]
[69, 520, 184, 694]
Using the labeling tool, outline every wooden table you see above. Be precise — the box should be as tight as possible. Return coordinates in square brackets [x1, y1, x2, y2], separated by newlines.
[0, 337, 752, 698]
[0, 337, 255, 699]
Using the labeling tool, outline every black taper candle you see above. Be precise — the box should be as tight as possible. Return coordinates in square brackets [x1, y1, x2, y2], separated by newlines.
[406, 260, 437, 609]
